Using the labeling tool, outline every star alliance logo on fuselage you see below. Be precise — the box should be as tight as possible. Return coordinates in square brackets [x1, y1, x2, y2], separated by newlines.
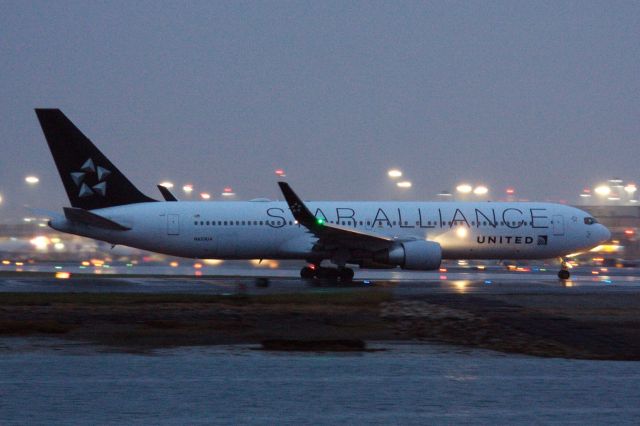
[70, 158, 111, 198]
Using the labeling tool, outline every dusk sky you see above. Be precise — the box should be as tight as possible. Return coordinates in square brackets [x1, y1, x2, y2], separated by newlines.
[1, 1, 639, 220]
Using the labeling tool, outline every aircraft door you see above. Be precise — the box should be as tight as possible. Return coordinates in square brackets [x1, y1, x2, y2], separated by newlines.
[167, 214, 180, 235]
[552, 215, 564, 236]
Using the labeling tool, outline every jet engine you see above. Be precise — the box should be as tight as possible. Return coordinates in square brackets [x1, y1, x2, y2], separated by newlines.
[373, 240, 442, 270]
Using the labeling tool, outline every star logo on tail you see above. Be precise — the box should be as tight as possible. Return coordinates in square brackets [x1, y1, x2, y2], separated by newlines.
[70, 158, 112, 198]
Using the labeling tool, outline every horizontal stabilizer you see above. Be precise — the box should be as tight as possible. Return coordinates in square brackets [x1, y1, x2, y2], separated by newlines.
[63, 207, 131, 231]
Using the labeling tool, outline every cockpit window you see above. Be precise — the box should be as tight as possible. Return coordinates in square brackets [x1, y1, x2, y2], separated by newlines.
[584, 217, 597, 225]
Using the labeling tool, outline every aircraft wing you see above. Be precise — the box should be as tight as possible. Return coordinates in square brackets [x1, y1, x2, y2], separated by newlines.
[278, 182, 397, 251]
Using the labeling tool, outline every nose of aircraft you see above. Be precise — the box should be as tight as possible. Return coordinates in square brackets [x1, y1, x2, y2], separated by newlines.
[598, 224, 612, 243]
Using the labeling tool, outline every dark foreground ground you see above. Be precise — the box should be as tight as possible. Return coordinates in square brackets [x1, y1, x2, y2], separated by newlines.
[2, 286, 640, 360]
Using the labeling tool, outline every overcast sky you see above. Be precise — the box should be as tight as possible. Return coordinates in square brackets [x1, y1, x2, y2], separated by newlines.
[1, 1, 639, 220]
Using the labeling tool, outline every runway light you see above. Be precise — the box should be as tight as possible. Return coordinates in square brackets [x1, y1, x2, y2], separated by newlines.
[222, 187, 235, 196]
[388, 169, 402, 178]
[182, 184, 194, 193]
[2, 260, 10, 265]
[456, 184, 472, 194]
[200, 192, 211, 200]
[275, 169, 286, 177]
[506, 188, 515, 195]
[397, 181, 412, 188]
[595, 185, 611, 196]
[55, 271, 71, 279]
[25, 176, 40, 184]
[473, 186, 488, 195]
[169, 261, 179, 267]
[29, 236, 49, 250]
[624, 229, 635, 236]
[625, 184, 637, 194]
[159, 181, 174, 189]
[452, 280, 468, 293]
[193, 263, 203, 269]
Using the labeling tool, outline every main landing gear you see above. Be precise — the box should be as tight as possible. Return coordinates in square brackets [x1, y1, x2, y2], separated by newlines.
[300, 265, 354, 282]
[558, 258, 570, 280]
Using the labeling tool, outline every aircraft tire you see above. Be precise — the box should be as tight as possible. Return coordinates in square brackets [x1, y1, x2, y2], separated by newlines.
[558, 270, 570, 280]
[339, 268, 354, 282]
[300, 267, 315, 279]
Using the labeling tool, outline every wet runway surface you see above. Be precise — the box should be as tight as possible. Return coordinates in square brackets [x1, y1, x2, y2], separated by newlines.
[2, 267, 640, 295]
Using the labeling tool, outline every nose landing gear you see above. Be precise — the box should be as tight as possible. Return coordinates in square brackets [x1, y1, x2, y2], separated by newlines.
[558, 258, 570, 280]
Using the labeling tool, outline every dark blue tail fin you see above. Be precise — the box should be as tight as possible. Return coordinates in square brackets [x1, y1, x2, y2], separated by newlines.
[35, 109, 156, 210]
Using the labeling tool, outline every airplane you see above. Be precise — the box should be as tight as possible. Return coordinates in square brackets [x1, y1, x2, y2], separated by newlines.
[34, 109, 611, 281]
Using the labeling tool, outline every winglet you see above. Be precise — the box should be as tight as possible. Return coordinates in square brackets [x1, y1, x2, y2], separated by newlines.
[157, 185, 178, 201]
[277, 182, 324, 229]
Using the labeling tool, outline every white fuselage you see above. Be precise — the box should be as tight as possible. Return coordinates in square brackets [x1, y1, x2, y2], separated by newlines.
[49, 200, 610, 263]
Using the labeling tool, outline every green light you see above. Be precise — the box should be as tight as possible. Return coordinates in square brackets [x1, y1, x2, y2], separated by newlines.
[316, 218, 325, 226]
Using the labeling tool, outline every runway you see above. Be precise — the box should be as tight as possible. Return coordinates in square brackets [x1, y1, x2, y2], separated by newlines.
[2, 266, 640, 295]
